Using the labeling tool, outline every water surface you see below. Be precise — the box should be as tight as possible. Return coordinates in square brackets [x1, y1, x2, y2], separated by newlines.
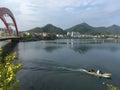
[17, 39, 120, 90]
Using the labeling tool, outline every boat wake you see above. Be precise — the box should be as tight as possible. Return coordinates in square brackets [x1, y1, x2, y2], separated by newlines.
[57, 66, 87, 72]
[57, 66, 112, 79]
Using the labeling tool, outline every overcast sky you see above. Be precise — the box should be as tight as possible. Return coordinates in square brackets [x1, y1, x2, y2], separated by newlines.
[0, 0, 120, 31]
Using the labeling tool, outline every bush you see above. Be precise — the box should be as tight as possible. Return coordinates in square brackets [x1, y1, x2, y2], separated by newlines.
[0, 47, 22, 90]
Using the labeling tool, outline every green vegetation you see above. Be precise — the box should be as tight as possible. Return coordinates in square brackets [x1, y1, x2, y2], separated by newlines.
[43, 33, 57, 40]
[0, 46, 22, 90]
[66, 23, 95, 34]
[107, 84, 120, 90]
[28, 24, 65, 34]
[21, 32, 57, 41]
[66, 23, 120, 35]
[21, 33, 40, 41]
[103, 82, 120, 90]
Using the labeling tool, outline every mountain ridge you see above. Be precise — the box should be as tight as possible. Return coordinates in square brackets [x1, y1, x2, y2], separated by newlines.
[26, 23, 120, 34]
[65, 23, 120, 34]
[27, 24, 65, 34]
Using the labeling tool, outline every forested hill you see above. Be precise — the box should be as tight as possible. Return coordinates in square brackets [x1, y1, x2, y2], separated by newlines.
[27, 23, 120, 35]
[27, 24, 65, 34]
[66, 23, 95, 34]
[66, 23, 120, 34]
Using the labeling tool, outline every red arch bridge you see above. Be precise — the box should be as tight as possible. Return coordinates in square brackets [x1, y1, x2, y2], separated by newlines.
[0, 7, 20, 42]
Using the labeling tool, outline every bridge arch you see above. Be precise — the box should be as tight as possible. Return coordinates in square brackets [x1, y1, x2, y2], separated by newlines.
[0, 7, 19, 36]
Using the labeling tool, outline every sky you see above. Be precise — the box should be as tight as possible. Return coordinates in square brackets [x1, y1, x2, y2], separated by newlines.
[0, 0, 120, 31]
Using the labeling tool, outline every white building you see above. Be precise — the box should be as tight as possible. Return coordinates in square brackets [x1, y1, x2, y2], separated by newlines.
[67, 32, 81, 38]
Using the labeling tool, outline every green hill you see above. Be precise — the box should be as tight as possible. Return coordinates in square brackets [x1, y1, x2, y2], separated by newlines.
[66, 23, 95, 34]
[27, 24, 65, 34]
[107, 25, 120, 34]
[66, 23, 120, 35]
[28, 27, 43, 33]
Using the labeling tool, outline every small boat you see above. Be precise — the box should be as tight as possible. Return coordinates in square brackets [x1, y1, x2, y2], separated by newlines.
[79, 69, 112, 78]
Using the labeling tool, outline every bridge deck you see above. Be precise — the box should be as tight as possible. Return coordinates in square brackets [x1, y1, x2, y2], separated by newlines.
[0, 36, 20, 41]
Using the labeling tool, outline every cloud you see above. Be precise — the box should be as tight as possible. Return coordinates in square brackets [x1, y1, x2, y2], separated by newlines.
[0, 0, 120, 31]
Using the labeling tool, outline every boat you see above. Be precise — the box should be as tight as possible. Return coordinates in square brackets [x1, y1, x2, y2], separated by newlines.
[79, 69, 112, 78]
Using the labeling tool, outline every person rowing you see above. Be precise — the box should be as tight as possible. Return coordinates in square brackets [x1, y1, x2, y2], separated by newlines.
[89, 69, 102, 74]
[88, 69, 95, 72]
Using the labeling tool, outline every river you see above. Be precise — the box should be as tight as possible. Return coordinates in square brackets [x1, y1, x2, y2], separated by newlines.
[5, 39, 120, 90]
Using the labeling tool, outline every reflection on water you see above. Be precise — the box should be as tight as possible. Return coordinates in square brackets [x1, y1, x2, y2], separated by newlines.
[56, 39, 120, 47]
[72, 45, 92, 54]
[0, 42, 22, 90]
[41, 39, 120, 54]
[44, 46, 62, 52]
[1, 42, 19, 63]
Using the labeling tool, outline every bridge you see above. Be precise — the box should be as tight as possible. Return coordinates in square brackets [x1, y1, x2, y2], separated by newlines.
[0, 7, 20, 42]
